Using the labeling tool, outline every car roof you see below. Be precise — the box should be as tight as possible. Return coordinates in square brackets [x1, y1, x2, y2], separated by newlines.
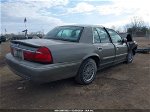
[59, 24, 105, 28]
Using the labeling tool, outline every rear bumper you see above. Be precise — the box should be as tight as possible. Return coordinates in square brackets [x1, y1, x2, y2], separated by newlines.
[5, 53, 81, 83]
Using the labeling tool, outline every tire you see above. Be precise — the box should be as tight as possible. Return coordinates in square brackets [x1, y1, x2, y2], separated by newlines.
[126, 51, 133, 63]
[75, 58, 97, 85]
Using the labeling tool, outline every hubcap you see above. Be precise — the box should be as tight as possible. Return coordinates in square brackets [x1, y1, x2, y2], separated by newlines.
[83, 63, 95, 82]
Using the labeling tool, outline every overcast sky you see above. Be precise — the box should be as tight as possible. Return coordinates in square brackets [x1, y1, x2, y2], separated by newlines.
[1, 0, 150, 34]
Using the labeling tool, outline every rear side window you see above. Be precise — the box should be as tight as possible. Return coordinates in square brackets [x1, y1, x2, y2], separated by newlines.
[93, 27, 110, 43]
[96, 28, 110, 43]
[93, 28, 100, 43]
[107, 29, 122, 43]
[45, 26, 83, 42]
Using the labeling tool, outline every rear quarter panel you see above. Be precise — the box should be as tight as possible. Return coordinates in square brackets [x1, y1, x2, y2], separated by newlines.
[49, 43, 97, 63]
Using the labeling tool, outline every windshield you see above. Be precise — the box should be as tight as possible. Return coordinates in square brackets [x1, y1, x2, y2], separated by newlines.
[44, 26, 83, 42]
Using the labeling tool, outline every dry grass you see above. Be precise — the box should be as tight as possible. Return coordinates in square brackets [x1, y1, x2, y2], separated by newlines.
[0, 42, 10, 66]
[134, 37, 150, 48]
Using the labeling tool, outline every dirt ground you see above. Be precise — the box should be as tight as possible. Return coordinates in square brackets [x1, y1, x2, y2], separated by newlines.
[0, 37, 150, 110]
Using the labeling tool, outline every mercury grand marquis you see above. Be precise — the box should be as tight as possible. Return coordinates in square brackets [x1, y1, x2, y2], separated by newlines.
[6, 25, 137, 84]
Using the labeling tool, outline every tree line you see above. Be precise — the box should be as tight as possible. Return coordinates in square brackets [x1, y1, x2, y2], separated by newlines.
[125, 17, 150, 37]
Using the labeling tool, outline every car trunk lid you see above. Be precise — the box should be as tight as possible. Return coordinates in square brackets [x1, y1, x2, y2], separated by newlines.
[10, 39, 65, 63]
[11, 39, 65, 47]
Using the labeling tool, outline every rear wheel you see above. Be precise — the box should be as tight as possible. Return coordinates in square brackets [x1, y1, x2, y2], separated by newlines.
[126, 51, 133, 63]
[75, 58, 97, 85]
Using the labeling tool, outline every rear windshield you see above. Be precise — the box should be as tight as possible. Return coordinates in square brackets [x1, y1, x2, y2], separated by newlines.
[44, 26, 83, 42]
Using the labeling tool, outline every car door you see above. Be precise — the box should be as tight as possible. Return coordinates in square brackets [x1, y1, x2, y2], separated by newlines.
[93, 27, 115, 68]
[107, 29, 128, 63]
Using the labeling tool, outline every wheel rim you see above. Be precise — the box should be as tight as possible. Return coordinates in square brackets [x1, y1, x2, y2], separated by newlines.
[128, 52, 133, 62]
[83, 63, 95, 82]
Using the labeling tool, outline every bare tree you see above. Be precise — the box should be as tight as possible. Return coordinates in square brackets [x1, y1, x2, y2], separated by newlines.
[130, 16, 145, 31]
[124, 16, 149, 37]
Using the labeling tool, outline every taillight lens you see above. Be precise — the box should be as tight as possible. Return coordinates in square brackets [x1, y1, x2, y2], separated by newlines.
[34, 47, 53, 63]
[23, 47, 53, 64]
[24, 51, 35, 61]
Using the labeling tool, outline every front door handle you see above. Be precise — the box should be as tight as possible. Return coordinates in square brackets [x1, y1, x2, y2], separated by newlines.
[97, 47, 102, 51]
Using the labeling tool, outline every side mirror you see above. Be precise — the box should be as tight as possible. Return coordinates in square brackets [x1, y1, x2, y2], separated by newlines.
[122, 38, 127, 43]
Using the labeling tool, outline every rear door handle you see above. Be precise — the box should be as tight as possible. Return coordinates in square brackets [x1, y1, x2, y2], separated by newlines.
[97, 47, 102, 51]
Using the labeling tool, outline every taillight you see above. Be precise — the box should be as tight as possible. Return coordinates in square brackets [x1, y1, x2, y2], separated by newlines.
[24, 51, 35, 61]
[34, 47, 53, 63]
[23, 47, 53, 64]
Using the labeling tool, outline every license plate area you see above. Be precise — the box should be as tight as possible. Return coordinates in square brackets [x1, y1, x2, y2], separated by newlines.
[13, 48, 23, 59]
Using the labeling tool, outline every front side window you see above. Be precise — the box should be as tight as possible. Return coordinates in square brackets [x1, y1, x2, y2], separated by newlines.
[107, 29, 122, 43]
[45, 26, 83, 42]
[96, 28, 110, 43]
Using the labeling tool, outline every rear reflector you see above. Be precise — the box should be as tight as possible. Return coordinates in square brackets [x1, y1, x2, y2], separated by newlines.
[23, 47, 53, 64]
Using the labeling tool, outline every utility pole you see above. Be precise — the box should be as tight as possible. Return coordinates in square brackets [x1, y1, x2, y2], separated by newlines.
[5, 28, 7, 35]
[23, 17, 28, 39]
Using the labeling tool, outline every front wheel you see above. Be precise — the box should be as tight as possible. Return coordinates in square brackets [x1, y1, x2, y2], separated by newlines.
[126, 51, 133, 63]
[75, 58, 97, 85]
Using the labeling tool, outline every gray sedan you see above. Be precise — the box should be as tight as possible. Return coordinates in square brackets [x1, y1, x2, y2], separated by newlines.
[6, 25, 137, 84]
